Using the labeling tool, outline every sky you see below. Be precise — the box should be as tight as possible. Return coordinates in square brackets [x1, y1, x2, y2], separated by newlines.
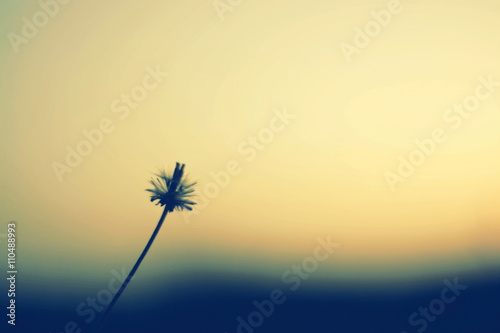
[0, 0, 499, 299]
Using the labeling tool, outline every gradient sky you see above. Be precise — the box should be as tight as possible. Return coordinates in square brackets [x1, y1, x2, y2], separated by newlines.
[1, 0, 500, 295]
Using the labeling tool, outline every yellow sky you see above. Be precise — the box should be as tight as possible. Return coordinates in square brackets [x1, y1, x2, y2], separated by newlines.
[1, 0, 499, 284]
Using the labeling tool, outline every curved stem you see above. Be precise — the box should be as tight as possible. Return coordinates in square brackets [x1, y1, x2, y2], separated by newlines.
[97, 206, 169, 330]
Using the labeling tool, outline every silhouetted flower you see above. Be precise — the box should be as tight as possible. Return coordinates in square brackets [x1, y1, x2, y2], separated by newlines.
[146, 162, 197, 212]
[98, 162, 196, 331]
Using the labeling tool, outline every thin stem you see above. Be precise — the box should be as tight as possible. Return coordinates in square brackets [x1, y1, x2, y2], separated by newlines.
[97, 206, 169, 330]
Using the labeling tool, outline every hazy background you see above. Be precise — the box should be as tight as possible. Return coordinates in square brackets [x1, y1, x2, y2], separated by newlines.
[0, 0, 499, 332]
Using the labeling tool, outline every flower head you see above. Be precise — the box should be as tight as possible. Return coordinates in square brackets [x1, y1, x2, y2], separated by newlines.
[146, 162, 197, 212]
